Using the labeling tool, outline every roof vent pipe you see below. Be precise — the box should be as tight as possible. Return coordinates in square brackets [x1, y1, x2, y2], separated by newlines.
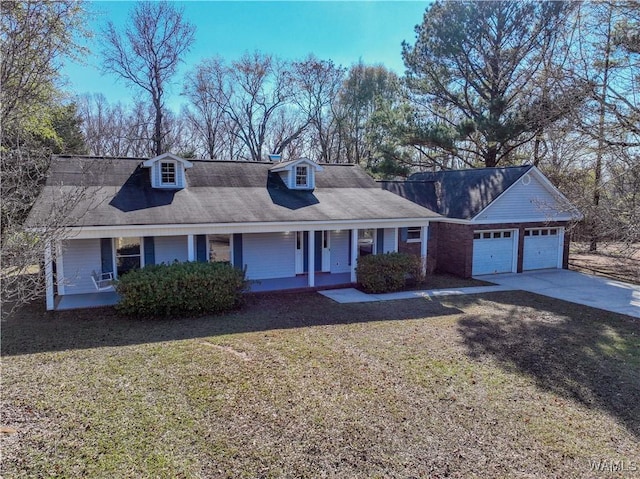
[268, 153, 282, 162]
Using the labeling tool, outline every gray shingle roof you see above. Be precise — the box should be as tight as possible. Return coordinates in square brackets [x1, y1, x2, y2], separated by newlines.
[381, 166, 532, 220]
[26, 156, 440, 227]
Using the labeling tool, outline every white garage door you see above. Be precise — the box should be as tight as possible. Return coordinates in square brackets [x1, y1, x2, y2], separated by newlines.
[523, 228, 562, 270]
[472, 230, 516, 275]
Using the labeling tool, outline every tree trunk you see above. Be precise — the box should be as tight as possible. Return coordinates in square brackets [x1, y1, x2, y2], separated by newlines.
[590, 7, 613, 253]
[153, 96, 163, 156]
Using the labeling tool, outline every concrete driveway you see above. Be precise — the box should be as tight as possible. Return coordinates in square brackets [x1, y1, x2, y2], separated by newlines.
[475, 269, 640, 319]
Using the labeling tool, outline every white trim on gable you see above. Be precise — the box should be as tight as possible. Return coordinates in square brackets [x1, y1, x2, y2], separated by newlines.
[471, 166, 582, 223]
[142, 153, 193, 189]
[270, 157, 323, 190]
[142, 153, 193, 169]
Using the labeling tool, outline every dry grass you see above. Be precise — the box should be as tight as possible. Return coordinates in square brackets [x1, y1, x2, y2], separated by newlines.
[570, 242, 640, 285]
[2, 291, 639, 478]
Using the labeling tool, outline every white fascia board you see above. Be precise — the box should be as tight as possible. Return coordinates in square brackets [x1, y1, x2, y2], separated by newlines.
[470, 166, 582, 222]
[528, 166, 583, 220]
[469, 166, 532, 222]
[470, 215, 576, 225]
[142, 153, 193, 169]
[429, 217, 471, 225]
[269, 157, 323, 172]
[54, 218, 435, 239]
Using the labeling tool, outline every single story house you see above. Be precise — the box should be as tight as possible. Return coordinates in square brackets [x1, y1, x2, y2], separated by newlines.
[381, 166, 582, 278]
[26, 153, 440, 310]
[27, 154, 581, 311]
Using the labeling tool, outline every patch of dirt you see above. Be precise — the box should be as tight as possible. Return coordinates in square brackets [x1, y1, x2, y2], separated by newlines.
[570, 242, 639, 284]
[199, 341, 252, 361]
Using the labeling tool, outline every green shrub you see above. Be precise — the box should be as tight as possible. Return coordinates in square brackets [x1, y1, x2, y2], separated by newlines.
[356, 252, 424, 294]
[115, 261, 248, 317]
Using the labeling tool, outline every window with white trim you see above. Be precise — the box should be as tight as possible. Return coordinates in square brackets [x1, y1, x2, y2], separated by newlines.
[474, 230, 514, 240]
[406, 227, 422, 243]
[358, 229, 375, 256]
[115, 237, 141, 277]
[160, 161, 176, 185]
[295, 166, 308, 187]
[208, 234, 230, 263]
[525, 228, 558, 237]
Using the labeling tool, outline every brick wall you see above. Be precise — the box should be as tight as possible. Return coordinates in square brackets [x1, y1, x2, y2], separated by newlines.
[396, 226, 439, 274]
[399, 221, 571, 279]
[433, 222, 474, 278]
[472, 221, 571, 272]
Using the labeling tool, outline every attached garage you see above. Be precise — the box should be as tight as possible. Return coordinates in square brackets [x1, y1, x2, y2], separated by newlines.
[472, 230, 517, 275]
[523, 227, 563, 270]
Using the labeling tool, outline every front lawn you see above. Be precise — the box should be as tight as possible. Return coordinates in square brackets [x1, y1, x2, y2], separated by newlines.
[2, 291, 638, 478]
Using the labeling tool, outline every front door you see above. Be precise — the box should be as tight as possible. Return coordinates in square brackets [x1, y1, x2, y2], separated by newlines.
[321, 231, 331, 272]
[295, 231, 304, 274]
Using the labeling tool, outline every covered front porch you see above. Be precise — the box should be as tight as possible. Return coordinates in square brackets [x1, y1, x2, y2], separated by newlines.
[55, 291, 120, 311]
[45, 222, 429, 311]
[250, 272, 352, 293]
[52, 273, 353, 310]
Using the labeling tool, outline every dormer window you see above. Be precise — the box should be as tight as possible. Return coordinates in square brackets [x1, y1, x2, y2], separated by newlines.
[160, 161, 176, 186]
[270, 158, 322, 191]
[295, 166, 308, 188]
[142, 153, 193, 189]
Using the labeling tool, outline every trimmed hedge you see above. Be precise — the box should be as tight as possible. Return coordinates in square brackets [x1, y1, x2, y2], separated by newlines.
[115, 261, 248, 317]
[356, 252, 424, 293]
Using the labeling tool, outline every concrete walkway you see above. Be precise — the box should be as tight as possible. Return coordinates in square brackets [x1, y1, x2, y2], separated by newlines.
[320, 269, 640, 320]
[474, 269, 640, 319]
[319, 284, 515, 304]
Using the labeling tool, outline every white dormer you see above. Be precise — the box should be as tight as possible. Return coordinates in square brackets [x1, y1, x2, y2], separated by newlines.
[142, 153, 193, 189]
[269, 158, 323, 190]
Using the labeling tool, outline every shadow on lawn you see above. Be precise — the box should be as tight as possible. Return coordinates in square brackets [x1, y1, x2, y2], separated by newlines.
[456, 291, 640, 439]
[1, 291, 462, 357]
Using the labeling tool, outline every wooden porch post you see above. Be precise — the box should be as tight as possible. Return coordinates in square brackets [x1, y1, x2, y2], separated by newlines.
[44, 240, 54, 311]
[308, 229, 315, 287]
[350, 228, 358, 283]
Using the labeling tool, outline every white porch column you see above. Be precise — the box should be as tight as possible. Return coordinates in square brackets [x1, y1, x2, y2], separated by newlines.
[420, 225, 428, 275]
[55, 241, 66, 296]
[350, 228, 358, 283]
[393, 227, 399, 253]
[187, 234, 195, 261]
[308, 230, 315, 287]
[44, 240, 54, 311]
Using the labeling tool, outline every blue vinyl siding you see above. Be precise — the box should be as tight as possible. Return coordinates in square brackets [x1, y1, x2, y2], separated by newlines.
[62, 239, 102, 294]
[154, 236, 188, 265]
[242, 232, 295, 280]
[330, 230, 350, 274]
[383, 228, 396, 253]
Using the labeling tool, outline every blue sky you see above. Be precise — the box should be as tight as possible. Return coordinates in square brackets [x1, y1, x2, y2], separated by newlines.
[62, 1, 429, 110]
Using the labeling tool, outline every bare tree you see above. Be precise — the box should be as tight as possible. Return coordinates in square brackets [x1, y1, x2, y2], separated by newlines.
[1, 0, 92, 317]
[101, 1, 195, 156]
[572, 2, 640, 252]
[290, 56, 346, 163]
[182, 57, 234, 159]
[192, 52, 310, 161]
